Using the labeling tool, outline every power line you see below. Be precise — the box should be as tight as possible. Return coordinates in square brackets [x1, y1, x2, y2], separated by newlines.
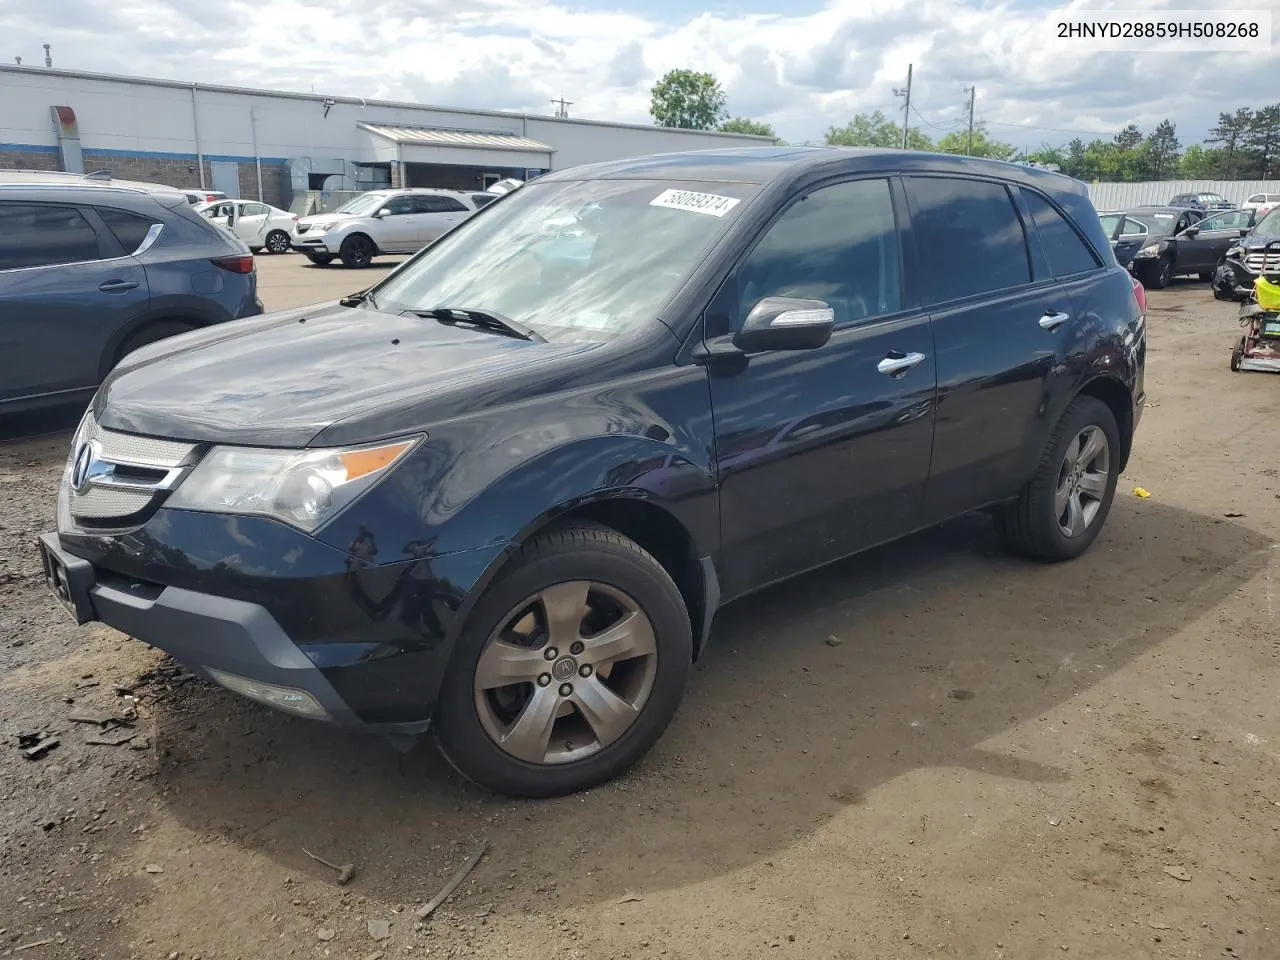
[910, 104, 961, 131]
[981, 118, 1117, 137]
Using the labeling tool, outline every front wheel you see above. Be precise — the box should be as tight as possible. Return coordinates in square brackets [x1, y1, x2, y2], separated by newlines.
[995, 396, 1121, 562]
[433, 524, 692, 798]
[1231, 337, 1245, 371]
[1198, 271, 1213, 283]
[1146, 255, 1173, 289]
[305, 253, 334, 266]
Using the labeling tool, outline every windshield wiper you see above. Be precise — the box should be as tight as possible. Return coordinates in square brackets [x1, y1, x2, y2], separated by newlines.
[405, 307, 545, 343]
[339, 288, 379, 310]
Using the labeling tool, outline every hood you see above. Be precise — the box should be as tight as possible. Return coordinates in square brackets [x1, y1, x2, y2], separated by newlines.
[1238, 232, 1280, 251]
[94, 301, 599, 448]
[299, 212, 355, 226]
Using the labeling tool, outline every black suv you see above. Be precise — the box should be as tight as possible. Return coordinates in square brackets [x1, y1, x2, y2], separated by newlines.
[0, 171, 262, 420]
[39, 148, 1145, 798]
[1213, 205, 1280, 300]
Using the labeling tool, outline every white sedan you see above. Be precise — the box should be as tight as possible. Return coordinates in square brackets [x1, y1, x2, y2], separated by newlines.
[195, 199, 298, 254]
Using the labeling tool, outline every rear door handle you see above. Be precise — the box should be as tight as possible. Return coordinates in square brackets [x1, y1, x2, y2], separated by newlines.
[99, 280, 139, 293]
[877, 351, 925, 376]
[1039, 311, 1070, 331]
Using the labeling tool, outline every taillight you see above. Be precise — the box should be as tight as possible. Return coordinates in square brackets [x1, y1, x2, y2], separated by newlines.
[1131, 277, 1147, 315]
[211, 254, 255, 274]
[206, 193, 217, 203]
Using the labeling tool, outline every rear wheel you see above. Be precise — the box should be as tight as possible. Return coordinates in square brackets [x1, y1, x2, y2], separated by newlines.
[995, 396, 1121, 562]
[113, 320, 195, 367]
[339, 234, 375, 268]
[305, 253, 334, 266]
[433, 524, 692, 798]
[265, 230, 291, 254]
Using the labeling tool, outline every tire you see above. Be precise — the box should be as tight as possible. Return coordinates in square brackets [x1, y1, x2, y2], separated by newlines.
[114, 320, 195, 367]
[1231, 337, 1244, 372]
[1148, 255, 1173, 289]
[995, 396, 1121, 562]
[264, 230, 291, 254]
[305, 253, 334, 266]
[339, 234, 375, 268]
[1198, 271, 1213, 283]
[433, 523, 693, 798]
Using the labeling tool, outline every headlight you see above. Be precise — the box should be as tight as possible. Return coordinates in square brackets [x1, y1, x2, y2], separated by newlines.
[1226, 245, 1244, 259]
[1135, 243, 1161, 258]
[166, 436, 421, 532]
[306, 221, 334, 232]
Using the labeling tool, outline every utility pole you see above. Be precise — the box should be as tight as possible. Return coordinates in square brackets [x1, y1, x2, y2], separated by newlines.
[893, 64, 913, 149]
[550, 97, 573, 119]
[964, 85, 976, 156]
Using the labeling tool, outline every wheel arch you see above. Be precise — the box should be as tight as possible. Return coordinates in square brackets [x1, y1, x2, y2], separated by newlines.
[1075, 373, 1135, 471]
[98, 312, 211, 380]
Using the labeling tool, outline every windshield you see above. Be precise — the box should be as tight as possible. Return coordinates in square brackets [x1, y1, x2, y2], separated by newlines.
[1255, 208, 1280, 236]
[332, 193, 390, 216]
[373, 178, 759, 342]
[1128, 212, 1178, 236]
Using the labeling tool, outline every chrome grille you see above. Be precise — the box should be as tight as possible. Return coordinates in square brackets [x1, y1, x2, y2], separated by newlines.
[65, 414, 198, 523]
[1243, 253, 1280, 273]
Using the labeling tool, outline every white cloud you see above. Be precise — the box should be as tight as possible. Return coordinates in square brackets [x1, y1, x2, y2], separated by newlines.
[3, 0, 1276, 145]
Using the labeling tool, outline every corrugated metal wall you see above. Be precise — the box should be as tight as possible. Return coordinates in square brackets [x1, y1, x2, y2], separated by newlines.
[1087, 180, 1280, 211]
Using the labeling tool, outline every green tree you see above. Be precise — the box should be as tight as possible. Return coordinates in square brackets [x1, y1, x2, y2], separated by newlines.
[1178, 144, 1222, 178]
[824, 110, 932, 150]
[936, 124, 1017, 160]
[1244, 104, 1280, 179]
[649, 69, 727, 130]
[1114, 123, 1144, 151]
[719, 117, 777, 140]
[1207, 107, 1254, 178]
[1027, 145, 1067, 168]
[1144, 119, 1180, 179]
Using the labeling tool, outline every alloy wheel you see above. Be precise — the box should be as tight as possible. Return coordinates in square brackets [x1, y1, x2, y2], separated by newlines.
[1054, 425, 1110, 538]
[473, 581, 658, 765]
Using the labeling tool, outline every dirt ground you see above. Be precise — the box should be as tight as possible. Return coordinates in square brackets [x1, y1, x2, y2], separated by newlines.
[2, 257, 1278, 960]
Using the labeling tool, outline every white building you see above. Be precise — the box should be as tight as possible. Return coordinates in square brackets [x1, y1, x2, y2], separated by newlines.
[0, 65, 771, 209]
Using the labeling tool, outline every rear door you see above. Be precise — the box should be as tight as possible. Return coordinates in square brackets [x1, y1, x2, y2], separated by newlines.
[905, 175, 1077, 523]
[0, 201, 150, 407]
[235, 202, 271, 248]
[707, 176, 937, 595]
[414, 195, 472, 245]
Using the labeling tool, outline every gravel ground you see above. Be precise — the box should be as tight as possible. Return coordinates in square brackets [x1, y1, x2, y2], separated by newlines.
[1, 261, 1277, 960]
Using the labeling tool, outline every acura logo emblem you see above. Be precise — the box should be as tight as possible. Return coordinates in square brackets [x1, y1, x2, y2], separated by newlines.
[70, 440, 100, 494]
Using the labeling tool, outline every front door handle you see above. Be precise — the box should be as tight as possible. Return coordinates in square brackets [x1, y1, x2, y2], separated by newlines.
[99, 280, 139, 293]
[877, 351, 925, 377]
[1039, 311, 1070, 331]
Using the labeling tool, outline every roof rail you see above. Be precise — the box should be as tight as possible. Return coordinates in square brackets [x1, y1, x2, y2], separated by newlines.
[84, 169, 112, 180]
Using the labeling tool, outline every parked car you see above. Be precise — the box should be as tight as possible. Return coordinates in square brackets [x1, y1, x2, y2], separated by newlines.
[0, 170, 261, 420]
[469, 192, 500, 210]
[1212, 205, 1280, 300]
[196, 198, 298, 254]
[1169, 191, 1232, 212]
[291, 189, 480, 267]
[179, 188, 228, 206]
[39, 147, 1144, 798]
[1172, 208, 1261, 280]
[1241, 192, 1280, 215]
[1099, 205, 1202, 288]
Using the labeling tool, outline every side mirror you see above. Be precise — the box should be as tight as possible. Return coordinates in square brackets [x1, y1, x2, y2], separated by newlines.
[374, 208, 390, 218]
[1240, 228, 1251, 237]
[1182, 225, 1199, 238]
[732, 297, 834, 353]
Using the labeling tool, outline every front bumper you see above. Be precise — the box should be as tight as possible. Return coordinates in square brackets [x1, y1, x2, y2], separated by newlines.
[1214, 259, 1256, 298]
[292, 231, 334, 254]
[41, 512, 508, 731]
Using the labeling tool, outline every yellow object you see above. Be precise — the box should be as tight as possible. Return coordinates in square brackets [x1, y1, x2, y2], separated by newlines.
[1133, 486, 1151, 498]
[1256, 275, 1280, 312]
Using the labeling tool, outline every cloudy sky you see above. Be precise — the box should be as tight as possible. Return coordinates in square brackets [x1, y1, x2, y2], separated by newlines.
[2, 0, 1276, 147]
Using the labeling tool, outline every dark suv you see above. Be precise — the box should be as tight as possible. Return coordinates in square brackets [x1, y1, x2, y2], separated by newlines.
[0, 171, 262, 419]
[39, 148, 1145, 798]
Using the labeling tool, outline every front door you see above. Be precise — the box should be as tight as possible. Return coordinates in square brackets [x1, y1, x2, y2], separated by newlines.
[376, 194, 422, 252]
[0, 201, 150, 406]
[903, 175, 1077, 522]
[706, 177, 937, 597]
[1176, 209, 1254, 274]
[1112, 216, 1148, 269]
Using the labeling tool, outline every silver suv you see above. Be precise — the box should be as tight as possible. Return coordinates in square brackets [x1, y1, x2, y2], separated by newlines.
[292, 189, 480, 268]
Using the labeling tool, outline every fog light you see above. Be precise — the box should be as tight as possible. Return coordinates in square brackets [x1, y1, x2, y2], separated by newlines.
[204, 667, 329, 719]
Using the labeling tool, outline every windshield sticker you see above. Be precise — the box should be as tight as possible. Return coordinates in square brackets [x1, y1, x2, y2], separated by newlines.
[567, 311, 614, 330]
[1153, 213, 1174, 219]
[649, 189, 741, 217]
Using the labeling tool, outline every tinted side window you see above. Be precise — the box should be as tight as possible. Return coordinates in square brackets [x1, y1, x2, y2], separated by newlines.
[472, 194, 496, 208]
[0, 202, 102, 270]
[97, 208, 158, 252]
[416, 195, 469, 213]
[1020, 188, 1100, 277]
[383, 196, 415, 215]
[735, 178, 901, 328]
[905, 177, 1029, 303]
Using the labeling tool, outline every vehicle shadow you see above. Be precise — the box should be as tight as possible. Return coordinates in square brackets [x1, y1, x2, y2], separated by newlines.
[147, 496, 1267, 917]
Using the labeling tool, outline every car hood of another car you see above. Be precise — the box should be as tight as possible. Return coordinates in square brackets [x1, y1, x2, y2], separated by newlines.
[93, 301, 602, 448]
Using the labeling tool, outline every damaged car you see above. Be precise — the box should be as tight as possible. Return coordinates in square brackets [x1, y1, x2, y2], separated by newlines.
[1213, 205, 1280, 301]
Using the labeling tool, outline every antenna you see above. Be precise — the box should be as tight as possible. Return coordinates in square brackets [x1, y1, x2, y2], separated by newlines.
[43, 43, 51, 68]
[550, 97, 573, 119]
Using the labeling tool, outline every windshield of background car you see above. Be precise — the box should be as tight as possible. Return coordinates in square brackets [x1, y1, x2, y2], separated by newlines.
[333, 193, 389, 216]
[1254, 208, 1280, 235]
[373, 178, 760, 342]
[1129, 212, 1177, 236]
